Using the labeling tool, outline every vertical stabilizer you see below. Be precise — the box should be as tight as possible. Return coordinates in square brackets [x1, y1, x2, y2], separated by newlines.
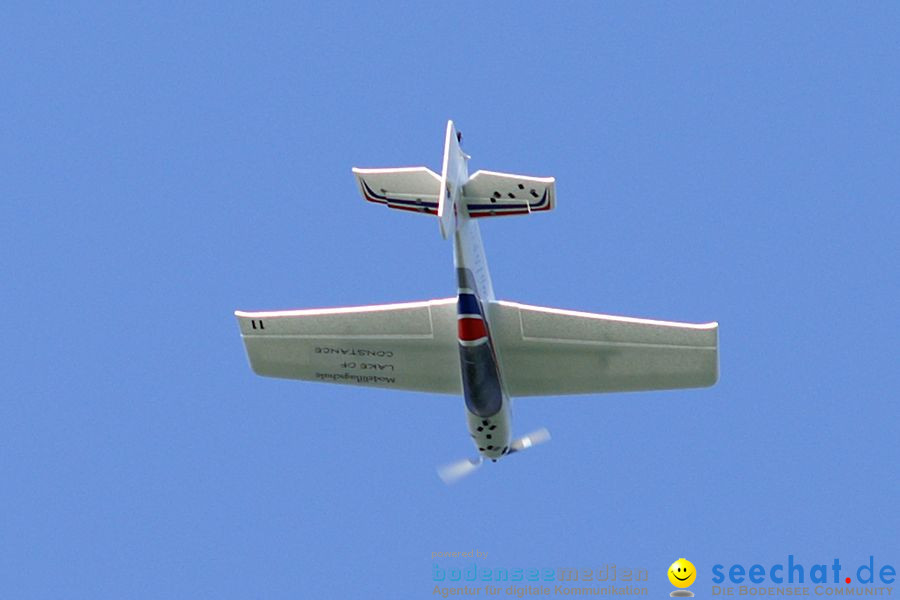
[438, 120, 469, 239]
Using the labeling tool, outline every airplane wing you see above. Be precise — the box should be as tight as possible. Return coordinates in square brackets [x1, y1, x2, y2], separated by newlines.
[235, 299, 462, 394]
[488, 301, 718, 397]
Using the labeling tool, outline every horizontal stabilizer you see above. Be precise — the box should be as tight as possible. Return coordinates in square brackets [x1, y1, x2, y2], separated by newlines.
[353, 167, 442, 215]
[462, 170, 555, 217]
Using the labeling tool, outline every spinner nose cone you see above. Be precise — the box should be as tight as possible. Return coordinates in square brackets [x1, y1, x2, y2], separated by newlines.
[470, 418, 510, 461]
[475, 442, 510, 461]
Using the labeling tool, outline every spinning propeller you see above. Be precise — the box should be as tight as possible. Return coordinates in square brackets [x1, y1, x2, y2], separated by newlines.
[437, 428, 551, 485]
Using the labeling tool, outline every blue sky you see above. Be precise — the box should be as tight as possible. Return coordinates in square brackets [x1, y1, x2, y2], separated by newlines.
[2, 3, 898, 598]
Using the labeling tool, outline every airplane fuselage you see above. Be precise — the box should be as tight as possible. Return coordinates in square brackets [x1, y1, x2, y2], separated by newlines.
[453, 219, 512, 461]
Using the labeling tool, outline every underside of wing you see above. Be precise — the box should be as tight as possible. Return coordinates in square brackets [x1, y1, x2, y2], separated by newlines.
[462, 170, 555, 217]
[489, 301, 718, 397]
[235, 299, 461, 394]
[352, 167, 442, 215]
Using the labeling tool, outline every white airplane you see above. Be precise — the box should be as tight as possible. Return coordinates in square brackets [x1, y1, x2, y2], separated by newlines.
[235, 121, 718, 483]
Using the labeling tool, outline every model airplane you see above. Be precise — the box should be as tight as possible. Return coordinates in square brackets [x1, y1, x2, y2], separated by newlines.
[235, 121, 718, 483]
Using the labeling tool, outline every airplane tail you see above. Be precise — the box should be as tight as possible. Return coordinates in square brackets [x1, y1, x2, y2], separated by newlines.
[353, 121, 555, 239]
[437, 120, 466, 239]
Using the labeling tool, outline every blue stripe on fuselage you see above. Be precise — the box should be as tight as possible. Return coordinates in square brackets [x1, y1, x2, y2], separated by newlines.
[457, 293, 481, 317]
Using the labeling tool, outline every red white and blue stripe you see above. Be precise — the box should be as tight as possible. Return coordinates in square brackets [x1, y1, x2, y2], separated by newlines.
[457, 291, 489, 346]
[360, 180, 439, 215]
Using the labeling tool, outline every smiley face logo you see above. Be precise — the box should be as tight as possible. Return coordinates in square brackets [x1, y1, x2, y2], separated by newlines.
[668, 558, 696, 588]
